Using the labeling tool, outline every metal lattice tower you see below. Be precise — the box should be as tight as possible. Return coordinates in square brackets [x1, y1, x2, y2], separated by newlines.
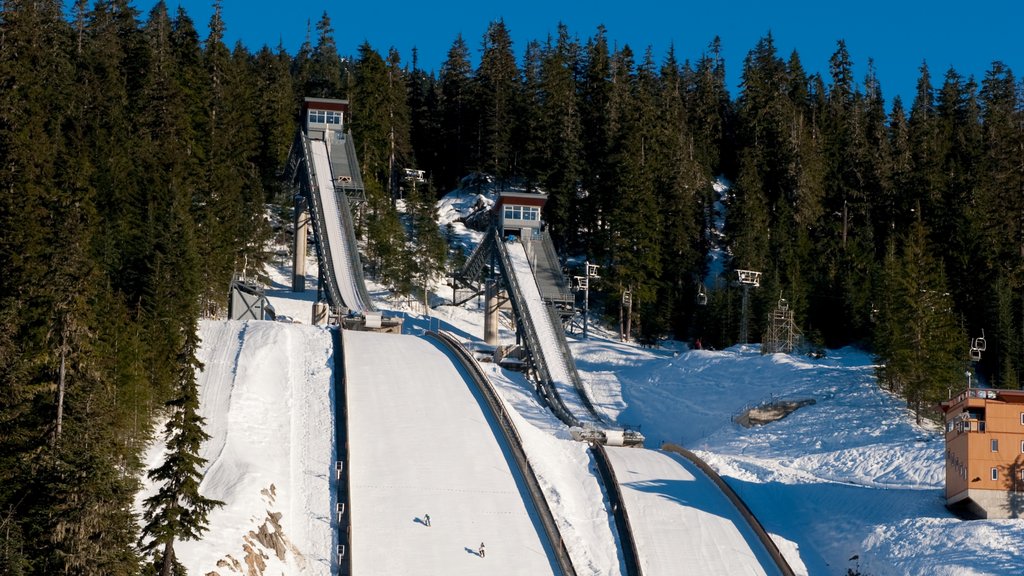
[762, 293, 801, 354]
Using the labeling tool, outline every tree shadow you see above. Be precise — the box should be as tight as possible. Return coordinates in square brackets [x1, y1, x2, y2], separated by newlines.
[1002, 456, 1024, 518]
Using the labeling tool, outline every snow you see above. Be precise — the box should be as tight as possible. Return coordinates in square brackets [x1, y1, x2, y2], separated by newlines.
[604, 446, 777, 575]
[134, 179, 1024, 576]
[506, 240, 600, 426]
[311, 139, 369, 312]
[343, 329, 559, 575]
[135, 320, 335, 575]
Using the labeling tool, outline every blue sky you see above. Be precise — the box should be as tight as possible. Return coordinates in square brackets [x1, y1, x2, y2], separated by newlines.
[140, 0, 1021, 107]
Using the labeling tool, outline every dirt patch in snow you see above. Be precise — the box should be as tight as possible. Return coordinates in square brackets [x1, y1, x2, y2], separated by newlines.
[734, 398, 816, 428]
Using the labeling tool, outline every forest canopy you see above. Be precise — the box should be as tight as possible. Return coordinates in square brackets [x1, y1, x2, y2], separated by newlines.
[1, 0, 1021, 573]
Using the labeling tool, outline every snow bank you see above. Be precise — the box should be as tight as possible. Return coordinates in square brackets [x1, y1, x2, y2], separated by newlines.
[138, 320, 335, 576]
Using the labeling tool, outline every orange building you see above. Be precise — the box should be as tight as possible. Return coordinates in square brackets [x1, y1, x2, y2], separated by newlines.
[940, 388, 1024, 518]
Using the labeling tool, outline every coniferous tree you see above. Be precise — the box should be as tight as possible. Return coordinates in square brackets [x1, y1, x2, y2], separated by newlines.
[655, 47, 710, 338]
[578, 26, 613, 255]
[436, 35, 474, 189]
[407, 48, 441, 190]
[975, 62, 1024, 387]
[407, 182, 448, 309]
[474, 19, 519, 177]
[534, 25, 583, 248]
[140, 322, 223, 576]
[306, 12, 343, 98]
[875, 219, 964, 423]
[351, 42, 392, 189]
[254, 43, 298, 199]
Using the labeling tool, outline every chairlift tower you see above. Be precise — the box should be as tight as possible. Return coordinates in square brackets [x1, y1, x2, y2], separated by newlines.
[737, 269, 761, 344]
[573, 262, 600, 339]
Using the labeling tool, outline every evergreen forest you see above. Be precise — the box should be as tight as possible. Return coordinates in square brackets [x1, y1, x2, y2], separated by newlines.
[1, 1, 1022, 573]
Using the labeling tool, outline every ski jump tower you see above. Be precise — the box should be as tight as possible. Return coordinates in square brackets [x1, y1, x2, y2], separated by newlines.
[286, 97, 397, 330]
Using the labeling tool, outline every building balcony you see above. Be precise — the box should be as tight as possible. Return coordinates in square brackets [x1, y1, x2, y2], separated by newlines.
[946, 419, 987, 434]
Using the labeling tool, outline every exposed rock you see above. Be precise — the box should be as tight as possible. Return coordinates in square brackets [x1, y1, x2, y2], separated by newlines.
[209, 485, 306, 576]
[735, 398, 816, 427]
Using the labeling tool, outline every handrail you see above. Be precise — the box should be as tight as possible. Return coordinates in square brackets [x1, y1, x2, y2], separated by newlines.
[493, 231, 580, 428]
[427, 330, 578, 576]
[333, 185, 375, 311]
[660, 443, 796, 576]
[493, 229, 605, 427]
[546, 306, 607, 424]
[591, 444, 642, 576]
[457, 231, 497, 288]
[334, 327, 353, 575]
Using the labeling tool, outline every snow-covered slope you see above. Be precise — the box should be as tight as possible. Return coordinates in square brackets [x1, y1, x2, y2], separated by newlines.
[343, 329, 560, 575]
[605, 446, 777, 575]
[136, 179, 1024, 576]
[138, 320, 335, 576]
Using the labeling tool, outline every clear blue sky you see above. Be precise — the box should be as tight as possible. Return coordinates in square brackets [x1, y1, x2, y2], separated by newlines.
[139, 0, 1021, 107]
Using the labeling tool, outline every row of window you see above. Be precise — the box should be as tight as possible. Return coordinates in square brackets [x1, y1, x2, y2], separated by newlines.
[990, 467, 1024, 481]
[503, 205, 540, 221]
[988, 439, 1024, 453]
[308, 109, 343, 125]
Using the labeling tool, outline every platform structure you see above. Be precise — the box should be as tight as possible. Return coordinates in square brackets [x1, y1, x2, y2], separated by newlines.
[284, 97, 400, 331]
[456, 189, 642, 447]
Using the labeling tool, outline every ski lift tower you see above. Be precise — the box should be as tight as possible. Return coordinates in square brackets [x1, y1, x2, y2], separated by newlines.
[737, 269, 761, 344]
[574, 262, 600, 339]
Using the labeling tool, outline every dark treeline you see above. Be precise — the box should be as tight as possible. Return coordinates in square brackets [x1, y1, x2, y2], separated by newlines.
[1, 0, 1022, 572]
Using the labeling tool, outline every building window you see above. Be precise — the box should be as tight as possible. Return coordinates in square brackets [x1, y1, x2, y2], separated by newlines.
[992, 439, 999, 452]
[308, 109, 326, 124]
[503, 205, 541, 222]
[991, 467, 999, 481]
[1020, 440, 1024, 454]
[1020, 412, 1024, 425]
[325, 110, 343, 125]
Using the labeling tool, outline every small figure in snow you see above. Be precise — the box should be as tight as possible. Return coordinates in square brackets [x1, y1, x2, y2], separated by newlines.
[479, 542, 486, 558]
[423, 513, 430, 527]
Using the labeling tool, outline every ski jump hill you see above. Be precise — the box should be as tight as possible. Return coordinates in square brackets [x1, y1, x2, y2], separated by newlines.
[162, 98, 792, 575]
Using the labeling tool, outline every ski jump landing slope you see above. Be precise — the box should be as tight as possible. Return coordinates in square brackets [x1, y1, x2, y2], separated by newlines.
[309, 139, 372, 312]
[505, 241, 600, 426]
[604, 447, 781, 576]
[343, 330, 560, 575]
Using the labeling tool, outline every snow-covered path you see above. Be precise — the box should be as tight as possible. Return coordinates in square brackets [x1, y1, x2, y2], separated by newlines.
[605, 446, 778, 576]
[343, 330, 560, 575]
[311, 139, 368, 312]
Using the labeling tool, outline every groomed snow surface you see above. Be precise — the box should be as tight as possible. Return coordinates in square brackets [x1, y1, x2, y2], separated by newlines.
[310, 139, 369, 312]
[605, 446, 777, 575]
[343, 330, 559, 574]
[135, 320, 336, 575]
[134, 182, 1024, 576]
[506, 241, 600, 426]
